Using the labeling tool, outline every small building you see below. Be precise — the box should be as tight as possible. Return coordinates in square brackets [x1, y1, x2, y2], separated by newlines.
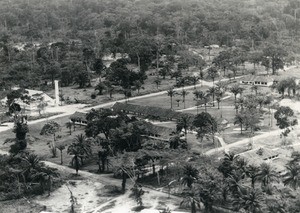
[142, 121, 174, 139]
[240, 75, 274, 87]
[238, 147, 279, 166]
[69, 111, 87, 126]
[0, 88, 56, 114]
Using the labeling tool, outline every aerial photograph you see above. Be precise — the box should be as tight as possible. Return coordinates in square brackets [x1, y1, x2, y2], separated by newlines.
[2, 0, 300, 212]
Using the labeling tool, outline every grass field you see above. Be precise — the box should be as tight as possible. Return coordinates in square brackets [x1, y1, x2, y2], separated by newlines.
[129, 85, 210, 110]
[0, 115, 90, 166]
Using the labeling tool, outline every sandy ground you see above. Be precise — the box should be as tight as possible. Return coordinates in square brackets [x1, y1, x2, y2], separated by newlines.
[38, 161, 185, 213]
[36, 180, 106, 213]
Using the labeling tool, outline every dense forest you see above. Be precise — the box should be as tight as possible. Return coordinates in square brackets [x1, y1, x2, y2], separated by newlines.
[0, 0, 300, 89]
[3, 1, 300, 212]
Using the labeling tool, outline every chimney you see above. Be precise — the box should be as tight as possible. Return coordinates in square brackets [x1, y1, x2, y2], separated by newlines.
[54, 80, 59, 106]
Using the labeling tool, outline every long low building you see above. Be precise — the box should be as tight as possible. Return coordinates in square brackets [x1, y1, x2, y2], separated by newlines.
[240, 75, 274, 87]
[112, 102, 194, 121]
[69, 111, 175, 139]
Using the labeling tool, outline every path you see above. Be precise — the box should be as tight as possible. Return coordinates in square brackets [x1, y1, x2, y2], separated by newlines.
[0, 76, 236, 134]
[42, 162, 182, 213]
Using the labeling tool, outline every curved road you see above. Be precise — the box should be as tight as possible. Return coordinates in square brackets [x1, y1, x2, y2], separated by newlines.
[0, 76, 234, 134]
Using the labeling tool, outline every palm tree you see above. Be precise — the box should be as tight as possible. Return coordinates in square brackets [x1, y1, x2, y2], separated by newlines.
[180, 192, 201, 213]
[181, 89, 189, 109]
[103, 80, 114, 98]
[283, 164, 300, 190]
[224, 152, 238, 162]
[167, 88, 176, 109]
[215, 90, 224, 110]
[230, 84, 243, 104]
[208, 87, 216, 107]
[198, 185, 217, 213]
[218, 152, 239, 177]
[67, 146, 81, 175]
[227, 170, 244, 196]
[22, 153, 40, 171]
[257, 163, 278, 187]
[263, 95, 273, 127]
[203, 92, 211, 112]
[31, 170, 51, 194]
[233, 188, 264, 213]
[246, 165, 260, 188]
[190, 76, 199, 89]
[66, 122, 73, 135]
[199, 70, 204, 87]
[133, 80, 144, 94]
[235, 158, 248, 176]
[57, 144, 65, 165]
[153, 78, 161, 90]
[176, 99, 181, 107]
[181, 164, 199, 188]
[195, 91, 210, 112]
[236, 97, 245, 112]
[123, 88, 132, 102]
[193, 90, 202, 114]
[95, 82, 106, 95]
[207, 66, 219, 87]
[98, 148, 109, 172]
[176, 114, 192, 141]
[234, 113, 245, 134]
[67, 134, 92, 175]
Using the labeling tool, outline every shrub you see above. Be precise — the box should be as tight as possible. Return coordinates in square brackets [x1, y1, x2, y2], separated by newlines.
[91, 93, 97, 99]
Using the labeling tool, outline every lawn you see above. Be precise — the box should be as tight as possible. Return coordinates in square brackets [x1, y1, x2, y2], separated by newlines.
[0, 115, 90, 166]
[277, 65, 300, 79]
[129, 85, 210, 110]
[43, 66, 191, 107]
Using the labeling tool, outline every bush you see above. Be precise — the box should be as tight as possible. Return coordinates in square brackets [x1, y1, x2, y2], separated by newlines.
[9, 140, 26, 154]
[100, 185, 122, 197]
[91, 93, 97, 99]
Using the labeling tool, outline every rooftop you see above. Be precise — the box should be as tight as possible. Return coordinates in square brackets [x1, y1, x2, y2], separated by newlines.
[240, 75, 274, 82]
[238, 147, 279, 165]
[70, 111, 87, 121]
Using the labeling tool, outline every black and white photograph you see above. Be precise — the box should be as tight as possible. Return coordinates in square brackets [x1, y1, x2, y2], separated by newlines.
[1, 0, 300, 212]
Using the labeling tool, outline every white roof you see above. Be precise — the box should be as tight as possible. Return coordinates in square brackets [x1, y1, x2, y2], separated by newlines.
[0, 89, 55, 106]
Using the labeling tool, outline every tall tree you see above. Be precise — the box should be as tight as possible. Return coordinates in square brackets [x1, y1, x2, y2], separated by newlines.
[167, 88, 177, 109]
[246, 165, 260, 189]
[181, 164, 199, 188]
[181, 89, 189, 109]
[206, 66, 219, 87]
[233, 188, 264, 213]
[193, 112, 218, 148]
[283, 164, 300, 190]
[208, 87, 216, 107]
[67, 134, 92, 175]
[230, 84, 243, 104]
[262, 44, 287, 75]
[176, 114, 192, 141]
[274, 106, 298, 129]
[257, 163, 278, 187]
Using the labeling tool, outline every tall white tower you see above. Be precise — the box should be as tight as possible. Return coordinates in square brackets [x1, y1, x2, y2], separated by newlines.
[54, 80, 59, 106]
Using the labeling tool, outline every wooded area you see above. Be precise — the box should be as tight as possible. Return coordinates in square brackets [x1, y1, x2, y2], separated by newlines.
[0, 0, 300, 90]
